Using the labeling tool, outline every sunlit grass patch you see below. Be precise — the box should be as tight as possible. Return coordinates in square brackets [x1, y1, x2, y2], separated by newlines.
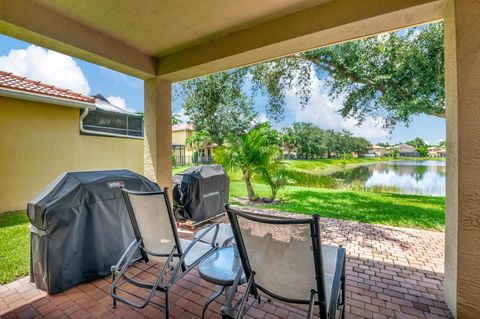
[0, 211, 30, 284]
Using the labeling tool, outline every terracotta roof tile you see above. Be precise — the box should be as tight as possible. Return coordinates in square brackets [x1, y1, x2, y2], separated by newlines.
[0, 71, 95, 104]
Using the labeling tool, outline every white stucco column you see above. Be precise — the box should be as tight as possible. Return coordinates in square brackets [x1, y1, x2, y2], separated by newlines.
[444, 0, 480, 317]
[144, 77, 172, 191]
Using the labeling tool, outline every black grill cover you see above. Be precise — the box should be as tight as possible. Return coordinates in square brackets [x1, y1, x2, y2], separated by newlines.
[173, 165, 229, 223]
[27, 170, 159, 294]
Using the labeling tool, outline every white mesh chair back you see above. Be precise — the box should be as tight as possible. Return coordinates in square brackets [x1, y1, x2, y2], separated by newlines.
[236, 214, 319, 302]
[123, 190, 180, 262]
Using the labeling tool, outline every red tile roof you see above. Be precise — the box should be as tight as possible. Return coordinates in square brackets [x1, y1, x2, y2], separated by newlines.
[0, 71, 95, 104]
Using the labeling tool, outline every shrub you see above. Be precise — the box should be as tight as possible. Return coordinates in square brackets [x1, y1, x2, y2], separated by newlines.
[283, 170, 337, 188]
[259, 163, 289, 201]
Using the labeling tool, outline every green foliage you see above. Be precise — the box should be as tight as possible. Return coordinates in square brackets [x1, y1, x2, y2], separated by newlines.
[0, 211, 30, 283]
[172, 153, 177, 168]
[179, 22, 444, 130]
[283, 122, 370, 158]
[391, 149, 400, 159]
[172, 165, 194, 175]
[172, 113, 181, 125]
[186, 130, 210, 165]
[300, 22, 445, 128]
[283, 170, 337, 188]
[229, 181, 445, 230]
[259, 162, 289, 201]
[286, 157, 388, 173]
[417, 147, 428, 157]
[406, 137, 428, 148]
[180, 70, 256, 144]
[215, 123, 281, 201]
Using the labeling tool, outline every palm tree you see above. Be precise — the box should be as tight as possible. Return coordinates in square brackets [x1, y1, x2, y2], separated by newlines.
[186, 130, 210, 165]
[215, 125, 280, 201]
[172, 113, 181, 125]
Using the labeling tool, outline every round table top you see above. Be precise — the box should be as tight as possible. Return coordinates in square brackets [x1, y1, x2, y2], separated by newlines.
[199, 246, 245, 286]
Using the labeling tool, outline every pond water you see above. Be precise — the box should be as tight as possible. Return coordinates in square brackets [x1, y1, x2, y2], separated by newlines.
[329, 160, 446, 196]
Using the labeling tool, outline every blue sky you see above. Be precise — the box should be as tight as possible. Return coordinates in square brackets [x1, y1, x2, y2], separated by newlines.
[0, 34, 445, 145]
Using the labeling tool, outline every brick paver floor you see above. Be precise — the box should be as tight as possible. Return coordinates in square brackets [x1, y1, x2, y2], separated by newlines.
[0, 207, 452, 319]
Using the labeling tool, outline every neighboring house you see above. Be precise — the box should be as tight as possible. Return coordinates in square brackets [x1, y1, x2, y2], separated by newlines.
[281, 143, 298, 159]
[86, 94, 143, 138]
[368, 144, 387, 157]
[171, 123, 217, 165]
[393, 143, 420, 157]
[0, 71, 144, 213]
[428, 146, 447, 158]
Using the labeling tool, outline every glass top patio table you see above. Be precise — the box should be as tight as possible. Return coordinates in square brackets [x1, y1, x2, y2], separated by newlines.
[198, 246, 245, 286]
[198, 246, 246, 319]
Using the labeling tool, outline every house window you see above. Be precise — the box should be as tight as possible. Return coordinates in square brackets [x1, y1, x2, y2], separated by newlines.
[82, 109, 143, 137]
[172, 145, 186, 166]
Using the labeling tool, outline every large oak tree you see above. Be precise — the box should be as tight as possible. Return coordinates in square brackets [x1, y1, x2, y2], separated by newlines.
[179, 22, 444, 135]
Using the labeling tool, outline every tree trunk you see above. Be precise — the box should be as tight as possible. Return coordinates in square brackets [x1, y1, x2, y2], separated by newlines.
[243, 171, 258, 201]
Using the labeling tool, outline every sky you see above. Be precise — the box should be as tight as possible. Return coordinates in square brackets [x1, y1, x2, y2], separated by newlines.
[0, 34, 445, 145]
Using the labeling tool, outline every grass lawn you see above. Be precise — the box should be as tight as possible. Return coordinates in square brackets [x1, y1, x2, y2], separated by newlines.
[285, 157, 388, 172]
[285, 157, 445, 174]
[172, 165, 193, 175]
[0, 211, 30, 284]
[230, 181, 445, 231]
[0, 160, 443, 285]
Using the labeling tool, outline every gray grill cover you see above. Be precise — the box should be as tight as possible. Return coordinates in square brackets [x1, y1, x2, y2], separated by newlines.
[173, 165, 229, 223]
[27, 170, 159, 294]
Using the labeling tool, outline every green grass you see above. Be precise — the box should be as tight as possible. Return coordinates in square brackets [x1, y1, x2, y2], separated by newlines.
[285, 157, 445, 174]
[285, 157, 388, 173]
[0, 211, 30, 284]
[230, 181, 445, 230]
[283, 169, 337, 188]
[172, 164, 193, 175]
[172, 159, 445, 230]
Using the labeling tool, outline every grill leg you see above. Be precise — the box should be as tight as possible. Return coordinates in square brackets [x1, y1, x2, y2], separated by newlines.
[340, 256, 346, 319]
[111, 269, 117, 309]
[165, 288, 170, 319]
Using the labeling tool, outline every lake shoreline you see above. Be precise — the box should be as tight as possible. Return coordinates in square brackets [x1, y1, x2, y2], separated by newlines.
[288, 157, 445, 176]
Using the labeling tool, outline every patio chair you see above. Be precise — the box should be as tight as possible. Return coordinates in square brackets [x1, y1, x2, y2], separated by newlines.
[224, 206, 346, 319]
[110, 188, 230, 318]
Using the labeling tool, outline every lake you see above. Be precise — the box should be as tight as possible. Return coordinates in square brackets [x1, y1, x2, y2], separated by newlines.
[329, 160, 446, 196]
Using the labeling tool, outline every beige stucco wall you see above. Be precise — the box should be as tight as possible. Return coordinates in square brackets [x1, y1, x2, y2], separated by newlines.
[443, 0, 458, 315]
[172, 129, 195, 158]
[0, 96, 144, 213]
[143, 78, 172, 192]
[444, 0, 480, 317]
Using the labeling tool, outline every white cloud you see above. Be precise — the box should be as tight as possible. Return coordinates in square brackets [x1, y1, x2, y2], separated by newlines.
[255, 113, 268, 124]
[0, 45, 90, 95]
[284, 75, 387, 140]
[172, 108, 189, 123]
[106, 96, 136, 113]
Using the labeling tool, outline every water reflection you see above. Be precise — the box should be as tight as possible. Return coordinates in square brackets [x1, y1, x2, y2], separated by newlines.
[330, 160, 446, 196]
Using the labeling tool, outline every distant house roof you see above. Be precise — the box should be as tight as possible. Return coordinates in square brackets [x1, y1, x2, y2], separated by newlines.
[92, 94, 138, 115]
[370, 144, 386, 149]
[0, 71, 95, 104]
[395, 143, 417, 151]
[172, 123, 195, 132]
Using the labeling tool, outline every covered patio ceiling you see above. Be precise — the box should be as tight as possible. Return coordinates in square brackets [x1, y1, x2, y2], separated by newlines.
[0, 0, 444, 81]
